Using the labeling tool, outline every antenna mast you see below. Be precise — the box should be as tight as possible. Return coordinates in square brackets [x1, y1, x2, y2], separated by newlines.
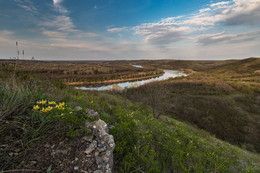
[16, 41, 19, 60]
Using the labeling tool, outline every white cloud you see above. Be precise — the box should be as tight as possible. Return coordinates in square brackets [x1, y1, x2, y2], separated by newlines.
[53, 0, 63, 5]
[160, 16, 183, 23]
[15, 0, 38, 14]
[210, 1, 230, 7]
[0, 30, 13, 36]
[197, 30, 260, 45]
[40, 15, 77, 32]
[131, 0, 260, 45]
[42, 30, 67, 38]
[199, 8, 211, 13]
[107, 27, 128, 33]
[53, 0, 68, 14]
[134, 22, 192, 44]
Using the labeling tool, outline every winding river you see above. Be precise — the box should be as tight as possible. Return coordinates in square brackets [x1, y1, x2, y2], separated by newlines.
[76, 66, 186, 91]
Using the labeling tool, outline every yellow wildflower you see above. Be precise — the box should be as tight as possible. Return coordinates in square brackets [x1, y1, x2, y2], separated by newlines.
[45, 106, 53, 112]
[22, 124, 26, 130]
[59, 102, 65, 106]
[33, 105, 40, 111]
[41, 107, 46, 113]
[37, 100, 47, 105]
[48, 101, 56, 105]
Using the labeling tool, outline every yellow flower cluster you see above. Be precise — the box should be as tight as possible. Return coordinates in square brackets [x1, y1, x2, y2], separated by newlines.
[37, 100, 47, 105]
[48, 101, 56, 105]
[33, 105, 40, 111]
[55, 102, 65, 110]
[41, 106, 53, 113]
[33, 100, 66, 113]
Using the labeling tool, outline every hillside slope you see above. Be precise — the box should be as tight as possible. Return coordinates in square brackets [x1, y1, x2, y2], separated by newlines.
[0, 68, 259, 172]
[125, 58, 260, 152]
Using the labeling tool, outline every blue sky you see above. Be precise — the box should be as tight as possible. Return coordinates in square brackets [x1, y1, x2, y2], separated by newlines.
[0, 0, 260, 60]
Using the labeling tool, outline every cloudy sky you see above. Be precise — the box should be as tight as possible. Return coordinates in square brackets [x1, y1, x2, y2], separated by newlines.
[0, 0, 260, 60]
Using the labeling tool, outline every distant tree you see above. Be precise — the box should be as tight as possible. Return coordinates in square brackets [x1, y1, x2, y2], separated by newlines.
[142, 82, 172, 119]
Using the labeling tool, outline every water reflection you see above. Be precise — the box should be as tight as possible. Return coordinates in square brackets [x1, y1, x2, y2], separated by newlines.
[132, 65, 143, 68]
[76, 70, 186, 91]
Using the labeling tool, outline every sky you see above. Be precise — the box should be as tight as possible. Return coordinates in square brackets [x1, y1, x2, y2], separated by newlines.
[0, 0, 260, 60]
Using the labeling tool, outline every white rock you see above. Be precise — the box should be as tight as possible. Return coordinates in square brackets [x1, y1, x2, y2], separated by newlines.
[84, 140, 97, 154]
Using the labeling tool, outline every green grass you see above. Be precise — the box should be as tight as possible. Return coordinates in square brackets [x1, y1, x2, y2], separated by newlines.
[0, 65, 259, 172]
[88, 92, 260, 172]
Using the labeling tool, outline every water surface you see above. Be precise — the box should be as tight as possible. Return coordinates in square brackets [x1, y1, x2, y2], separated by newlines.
[76, 69, 186, 91]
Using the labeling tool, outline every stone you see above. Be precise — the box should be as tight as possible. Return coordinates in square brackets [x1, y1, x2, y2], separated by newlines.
[75, 106, 82, 111]
[29, 161, 37, 165]
[101, 154, 109, 163]
[74, 166, 79, 170]
[93, 120, 109, 138]
[82, 135, 94, 142]
[85, 120, 93, 129]
[93, 170, 102, 173]
[101, 134, 115, 150]
[44, 143, 50, 148]
[106, 169, 112, 173]
[95, 151, 99, 156]
[84, 140, 97, 154]
[95, 156, 103, 164]
[97, 146, 106, 152]
[86, 109, 99, 120]
[55, 149, 68, 155]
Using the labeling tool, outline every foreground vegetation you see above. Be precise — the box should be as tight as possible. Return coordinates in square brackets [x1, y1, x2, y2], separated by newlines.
[0, 59, 259, 172]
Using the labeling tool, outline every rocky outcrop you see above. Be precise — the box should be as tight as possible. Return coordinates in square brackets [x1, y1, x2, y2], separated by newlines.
[46, 108, 115, 173]
[83, 118, 115, 173]
[82, 108, 115, 173]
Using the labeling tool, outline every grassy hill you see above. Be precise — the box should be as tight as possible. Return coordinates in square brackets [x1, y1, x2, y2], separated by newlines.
[1, 60, 260, 172]
[125, 58, 260, 153]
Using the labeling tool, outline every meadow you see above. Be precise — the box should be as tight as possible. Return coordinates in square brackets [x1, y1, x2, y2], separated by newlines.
[0, 58, 259, 172]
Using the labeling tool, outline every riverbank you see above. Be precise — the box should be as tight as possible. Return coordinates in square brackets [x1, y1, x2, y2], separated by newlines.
[75, 70, 187, 91]
[65, 73, 164, 86]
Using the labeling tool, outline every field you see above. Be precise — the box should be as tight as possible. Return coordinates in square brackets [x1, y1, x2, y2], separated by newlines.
[0, 58, 260, 172]
[0, 60, 163, 85]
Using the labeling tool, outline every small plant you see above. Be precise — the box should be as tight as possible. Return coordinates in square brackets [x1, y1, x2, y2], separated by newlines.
[32, 100, 93, 138]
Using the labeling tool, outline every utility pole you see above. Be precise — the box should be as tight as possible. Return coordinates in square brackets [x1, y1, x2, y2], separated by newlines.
[16, 41, 19, 60]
